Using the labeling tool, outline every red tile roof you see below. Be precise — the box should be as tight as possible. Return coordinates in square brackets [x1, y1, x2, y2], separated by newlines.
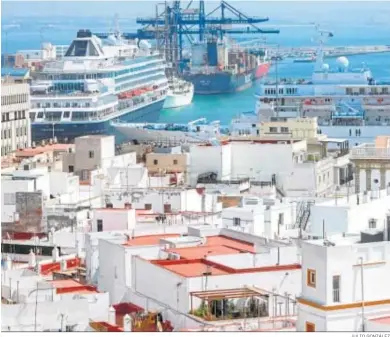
[122, 234, 180, 247]
[49, 279, 99, 294]
[15, 143, 73, 157]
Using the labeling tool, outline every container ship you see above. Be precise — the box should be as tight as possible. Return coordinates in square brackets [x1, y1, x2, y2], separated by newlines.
[29, 29, 168, 142]
[182, 38, 270, 95]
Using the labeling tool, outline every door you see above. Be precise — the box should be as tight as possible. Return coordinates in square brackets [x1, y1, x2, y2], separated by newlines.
[164, 204, 172, 213]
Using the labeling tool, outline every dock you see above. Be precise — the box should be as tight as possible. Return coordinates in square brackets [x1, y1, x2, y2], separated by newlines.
[251, 45, 390, 59]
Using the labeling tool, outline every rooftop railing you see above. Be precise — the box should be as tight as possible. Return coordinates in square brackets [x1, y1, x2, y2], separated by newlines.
[350, 145, 390, 160]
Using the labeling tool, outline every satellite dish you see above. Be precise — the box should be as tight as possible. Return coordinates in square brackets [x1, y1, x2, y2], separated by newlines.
[322, 63, 330, 72]
[336, 56, 349, 68]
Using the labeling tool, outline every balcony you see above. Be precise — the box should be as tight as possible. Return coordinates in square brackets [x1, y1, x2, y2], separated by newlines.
[350, 144, 390, 160]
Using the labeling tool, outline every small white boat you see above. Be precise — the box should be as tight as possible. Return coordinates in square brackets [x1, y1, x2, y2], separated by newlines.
[163, 77, 194, 109]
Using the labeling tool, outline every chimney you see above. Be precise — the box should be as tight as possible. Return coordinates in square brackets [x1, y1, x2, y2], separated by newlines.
[28, 249, 36, 268]
[52, 245, 60, 262]
[123, 314, 132, 332]
[108, 306, 116, 325]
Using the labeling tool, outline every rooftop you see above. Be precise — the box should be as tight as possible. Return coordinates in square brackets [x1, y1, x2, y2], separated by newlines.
[1, 67, 30, 77]
[49, 279, 99, 294]
[15, 143, 74, 157]
[122, 234, 180, 247]
[166, 245, 242, 260]
[154, 259, 229, 277]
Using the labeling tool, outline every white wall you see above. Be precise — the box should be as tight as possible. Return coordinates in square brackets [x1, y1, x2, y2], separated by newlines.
[132, 256, 189, 312]
[298, 240, 390, 332]
[230, 142, 295, 181]
[310, 190, 390, 237]
[58, 292, 110, 322]
[1, 299, 90, 331]
[74, 136, 115, 172]
[92, 208, 136, 232]
[97, 239, 127, 304]
[188, 144, 231, 186]
[222, 206, 265, 235]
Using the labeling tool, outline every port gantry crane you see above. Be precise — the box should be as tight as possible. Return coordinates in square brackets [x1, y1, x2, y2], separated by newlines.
[95, 1, 279, 74]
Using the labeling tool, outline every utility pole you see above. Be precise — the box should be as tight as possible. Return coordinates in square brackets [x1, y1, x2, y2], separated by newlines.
[360, 257, 365, 332]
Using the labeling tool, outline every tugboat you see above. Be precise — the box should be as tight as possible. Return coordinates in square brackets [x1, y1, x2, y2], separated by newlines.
[163, 77, 194, 109]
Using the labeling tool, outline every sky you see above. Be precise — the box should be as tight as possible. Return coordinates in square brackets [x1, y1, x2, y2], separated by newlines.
[2, 0, 390, 25]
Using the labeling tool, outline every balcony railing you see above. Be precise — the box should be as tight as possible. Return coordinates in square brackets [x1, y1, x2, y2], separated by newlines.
[350, 145, 390, 160]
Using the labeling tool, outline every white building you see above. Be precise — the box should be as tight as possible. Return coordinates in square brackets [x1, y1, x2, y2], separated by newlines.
[309, 188, 390, 238]
[350, 135, 390, 193]
[93, 226, 301, 329]
[1, 162, 50, 225]
[221, 196, 297, 239]
[1, 266, 109, 331]
[1, 82, 31, 156]
[187, 138, 350, 198]
[297, 234, 390, 332]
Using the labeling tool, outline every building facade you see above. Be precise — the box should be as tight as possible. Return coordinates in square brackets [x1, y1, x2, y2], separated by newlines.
[1, 82, 31, 157]
[297, 235, 390, 332]
[350, 136, 390, 193]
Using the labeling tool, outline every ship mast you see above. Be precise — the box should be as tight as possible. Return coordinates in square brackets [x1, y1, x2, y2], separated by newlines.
[314, 24, 333, 72]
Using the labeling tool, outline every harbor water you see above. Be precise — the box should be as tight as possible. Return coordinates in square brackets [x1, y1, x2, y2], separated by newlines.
[2, 10, 390, 143]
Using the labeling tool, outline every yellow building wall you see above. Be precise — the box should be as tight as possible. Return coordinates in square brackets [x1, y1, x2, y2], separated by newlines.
[146, 153, 188, 173]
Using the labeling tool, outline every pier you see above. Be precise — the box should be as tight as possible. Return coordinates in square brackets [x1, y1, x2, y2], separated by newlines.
[261, 45, 390, 59]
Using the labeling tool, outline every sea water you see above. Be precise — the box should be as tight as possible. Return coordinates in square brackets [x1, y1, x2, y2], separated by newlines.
[2, 11, 390, 142]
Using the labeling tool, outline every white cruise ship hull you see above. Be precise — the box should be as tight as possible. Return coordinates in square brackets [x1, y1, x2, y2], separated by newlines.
[163, 89, 194, 109]
[113, 124, 211, 143]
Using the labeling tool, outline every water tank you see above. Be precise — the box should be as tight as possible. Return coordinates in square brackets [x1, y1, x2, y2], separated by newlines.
[192, 43, 207, 67]
[336, 56, 349, 69]
[207, 41, 218, 66]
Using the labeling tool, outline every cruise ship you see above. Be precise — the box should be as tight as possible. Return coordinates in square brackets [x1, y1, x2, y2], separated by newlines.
[29, 29, 168, 142]
[254, 30, 390, 128]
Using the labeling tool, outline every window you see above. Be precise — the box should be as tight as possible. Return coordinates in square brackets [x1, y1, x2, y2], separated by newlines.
[153, 159, 158, 165]
[233, 217, 241, 226]
[97, 219, 103, 232]
[269, 127, 278, 133]
[88, 150, 94, 158]
[281, 127, 289, 133]
[305, 322, 315, 332]
[333, 275, 340, 302]
[68, 165, 74, 173]
[173, 159, 178, 165]
[368, 218, 377, 229]
[278, 213, 284, 226]
[307, 269, 316, 288]
[145, 203, 152, 210]
[4, 193, 16, 205]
